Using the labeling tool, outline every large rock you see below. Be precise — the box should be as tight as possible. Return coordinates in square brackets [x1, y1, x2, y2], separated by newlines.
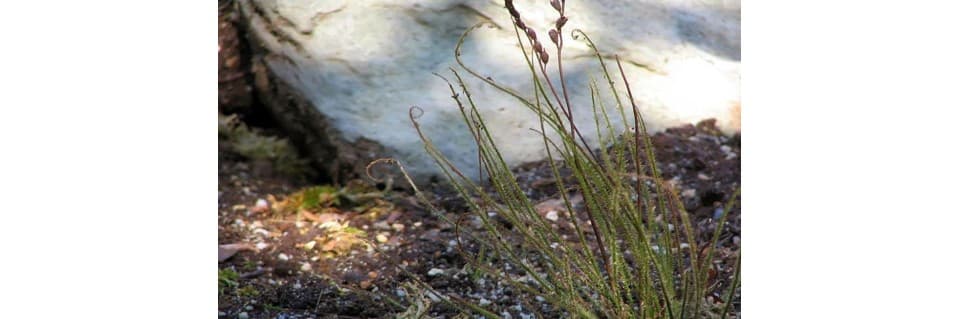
[237, 0, 740, 183]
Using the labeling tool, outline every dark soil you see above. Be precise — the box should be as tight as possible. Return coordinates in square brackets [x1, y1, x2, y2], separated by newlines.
[218, 117, 740, 319]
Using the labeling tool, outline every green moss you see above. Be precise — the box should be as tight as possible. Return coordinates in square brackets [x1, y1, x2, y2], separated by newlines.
[219, 113, 314, 178]
[218, 268, 239, 295]
[237, 285, 260, 298]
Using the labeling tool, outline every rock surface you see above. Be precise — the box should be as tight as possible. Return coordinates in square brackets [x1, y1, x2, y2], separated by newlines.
[236, 0, 740, 182]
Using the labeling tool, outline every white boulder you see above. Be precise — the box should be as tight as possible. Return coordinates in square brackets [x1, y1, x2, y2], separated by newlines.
[238, 0, 740, 182]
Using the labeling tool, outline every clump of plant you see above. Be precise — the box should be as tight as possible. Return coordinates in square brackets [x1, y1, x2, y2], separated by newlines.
[219, 113, 313, 177]
[380, 1, 741, 318]
[263, 181, 395, 258]
[271, 181, 392, 219]
[218, 268, 240, 295]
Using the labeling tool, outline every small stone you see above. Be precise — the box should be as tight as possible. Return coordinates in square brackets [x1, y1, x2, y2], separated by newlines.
[252, 198, 270, 213]
[681, 189, 696, 198]
[733, 236, 740, 246]
[479, 298, 492, 306]
[545, 210, 559, 221]
[303, 240, 317, 251]
[293, 281, 302, 289]
[219, 311, 226, 317]
[245, 305, 253, 311]
[300, 263, 312, 272]
[232, 204, 247, 212]
[720, 145, 732, 153]
[427, 268, 445, 276]
[238, 312, 249, 319]
[391, 223, 405, 232]
[713, 207, 725, 219]
[426, 291, 442, 302]
[679, 243, 690, 249]
[376, 234, 388, 243]
[277, 253, 290, 261]
[255, 242, 269, 250]
[413, 222, 422, 227]
[372, 221, 391, 231]
[697, 173, 711, 180]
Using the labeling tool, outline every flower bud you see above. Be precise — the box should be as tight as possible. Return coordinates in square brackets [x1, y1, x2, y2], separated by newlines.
[555, 16, 568, 29]
[550, 0, 562, 12]
[514, 18, 526, 30]
[549, 29, 559, 44]
[525, 27, 537, 41]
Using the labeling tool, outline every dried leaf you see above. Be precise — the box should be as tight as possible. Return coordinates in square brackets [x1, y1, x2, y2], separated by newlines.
[218, 243, 257, 262]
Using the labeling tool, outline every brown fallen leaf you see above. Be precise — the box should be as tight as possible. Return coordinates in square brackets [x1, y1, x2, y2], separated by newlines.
[300, 209, 343, 224]
[218, 243, 257, 262]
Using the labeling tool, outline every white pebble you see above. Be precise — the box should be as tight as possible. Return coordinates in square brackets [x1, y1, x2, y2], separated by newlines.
[255, 242, 269, 250]
[681, 189, 696, 198]
[376, 234, 389, 243]
[427, 268, 445, 276]
[300, 263, 312, 272]
[255, 198, 269, 209]
[545, 210, 559, 221]
[237, 312, 249, 319]
[303, 240, 317, 251]
[478, 298, 492, 306]
[426, 291, 442, 302]
[277, 253, 290, 261]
